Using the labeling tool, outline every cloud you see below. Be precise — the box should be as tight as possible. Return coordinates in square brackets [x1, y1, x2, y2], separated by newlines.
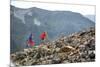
[11, 0, 95, 15]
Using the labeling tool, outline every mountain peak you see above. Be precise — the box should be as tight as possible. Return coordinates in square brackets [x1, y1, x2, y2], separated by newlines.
[10, 5, 95, 53]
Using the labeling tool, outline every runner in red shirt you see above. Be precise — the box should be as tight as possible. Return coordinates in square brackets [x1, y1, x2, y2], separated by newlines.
[40, 32, 47, 40]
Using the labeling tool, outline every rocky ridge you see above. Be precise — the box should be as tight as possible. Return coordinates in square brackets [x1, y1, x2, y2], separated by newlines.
[11, 27, 95, 66]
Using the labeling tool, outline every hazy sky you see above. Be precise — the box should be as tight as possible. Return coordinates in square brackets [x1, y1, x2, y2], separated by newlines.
[11, 0, 95, 15]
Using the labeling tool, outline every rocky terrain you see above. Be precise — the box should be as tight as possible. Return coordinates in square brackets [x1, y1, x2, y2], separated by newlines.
[11, 27, 95, 66]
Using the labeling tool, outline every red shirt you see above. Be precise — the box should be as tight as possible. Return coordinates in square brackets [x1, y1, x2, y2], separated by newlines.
[40, 32, 46, 40]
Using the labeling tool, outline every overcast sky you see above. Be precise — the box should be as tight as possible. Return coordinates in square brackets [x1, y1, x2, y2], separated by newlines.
[11, 0, 95, 15]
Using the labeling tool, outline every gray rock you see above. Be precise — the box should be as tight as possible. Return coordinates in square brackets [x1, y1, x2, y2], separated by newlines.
[89, 51, 95, 60]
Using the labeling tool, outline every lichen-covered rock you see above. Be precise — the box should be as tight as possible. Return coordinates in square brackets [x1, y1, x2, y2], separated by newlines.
[59, 46, 75, 53]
